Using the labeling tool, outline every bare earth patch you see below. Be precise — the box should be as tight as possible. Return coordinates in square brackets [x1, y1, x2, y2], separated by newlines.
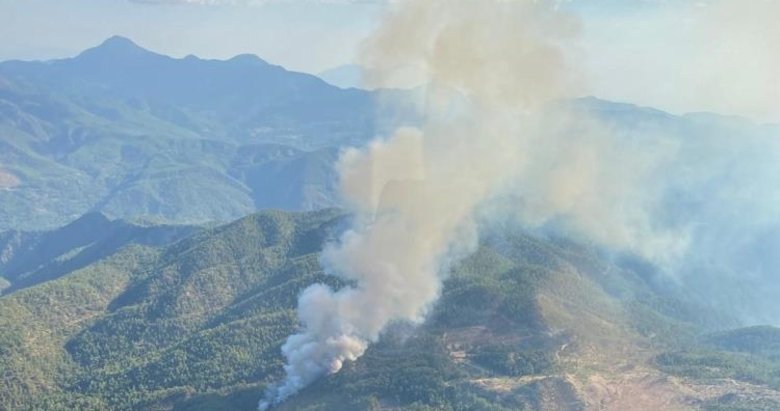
[573, 367, 780, 411]
[577, 368, 699, 411]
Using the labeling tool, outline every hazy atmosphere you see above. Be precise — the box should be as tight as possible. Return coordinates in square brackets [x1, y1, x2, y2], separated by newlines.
[1, 1, 778, 410]
[3, 0, 778, 120]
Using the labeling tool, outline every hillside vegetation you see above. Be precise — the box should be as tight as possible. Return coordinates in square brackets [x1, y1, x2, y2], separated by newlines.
[0, 212, 196, 294]
[2, 209, 779, 410]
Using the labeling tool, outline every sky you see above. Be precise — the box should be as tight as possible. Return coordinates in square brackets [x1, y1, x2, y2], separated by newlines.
[0, 0, 777, 122]
[0, 0, 384, 72]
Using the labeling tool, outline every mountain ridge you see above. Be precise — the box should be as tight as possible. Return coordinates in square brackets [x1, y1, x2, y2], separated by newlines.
[0, 211, 198, 294]
[2, 36, 771, 233]
[0, 36, 386, 231]
[2, 208, 779, 410]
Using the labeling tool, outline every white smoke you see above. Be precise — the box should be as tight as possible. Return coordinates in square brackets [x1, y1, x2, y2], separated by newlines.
[259, 0, 780, 409]
[258, 1, 582, 408]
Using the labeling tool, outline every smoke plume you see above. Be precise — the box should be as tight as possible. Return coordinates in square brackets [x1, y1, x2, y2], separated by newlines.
[259, 1, 780, 409]
[258, 1, 581, 408]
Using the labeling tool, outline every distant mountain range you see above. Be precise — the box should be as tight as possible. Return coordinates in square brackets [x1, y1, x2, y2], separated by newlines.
[0, 36, 417, 231]
[1, 36, 775, 236]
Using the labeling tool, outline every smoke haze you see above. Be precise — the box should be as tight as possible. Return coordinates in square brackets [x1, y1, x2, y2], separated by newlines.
[260, 1, 780, 408]
[582, 0, 780, 122]
[258, 1, 582, 408]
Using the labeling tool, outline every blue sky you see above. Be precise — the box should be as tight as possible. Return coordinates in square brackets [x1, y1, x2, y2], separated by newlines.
[0, 0, 777, 121]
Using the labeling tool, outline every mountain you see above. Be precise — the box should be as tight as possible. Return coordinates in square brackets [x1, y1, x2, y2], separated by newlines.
[0, 36, 376, 147]
[0, 212, 197, 294]
[2, 36, 773, 240]
[2, 209, 780, 411]
[0, 36, 407, 231]
[0, 209, 344, 410]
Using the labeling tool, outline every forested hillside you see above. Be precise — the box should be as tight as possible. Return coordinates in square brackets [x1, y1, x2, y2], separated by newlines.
[2, 209, 779, 410]
[0, 212, 196, 294]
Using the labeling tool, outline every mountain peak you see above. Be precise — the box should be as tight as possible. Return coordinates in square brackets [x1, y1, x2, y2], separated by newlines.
[101, 35, 140, 49]
[76, 36, 157, 62]
[65, 211, 112, 229]
[228, 53, 269, 65]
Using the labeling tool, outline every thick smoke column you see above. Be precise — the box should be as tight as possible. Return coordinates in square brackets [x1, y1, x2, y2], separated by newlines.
[258, 1, 580, 408]
[259, 1, 780, 408]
